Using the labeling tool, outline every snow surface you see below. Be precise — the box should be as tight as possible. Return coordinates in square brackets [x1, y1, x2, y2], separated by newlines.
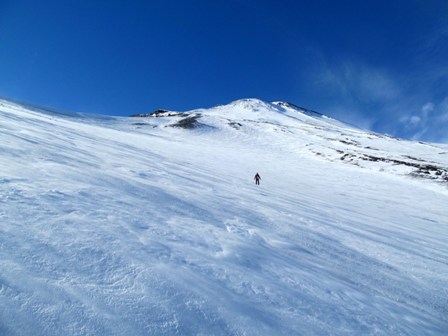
[1, 98, 447, 335]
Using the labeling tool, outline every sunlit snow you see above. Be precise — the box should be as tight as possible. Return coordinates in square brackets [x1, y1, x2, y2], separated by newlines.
[1, 98, 447, 335]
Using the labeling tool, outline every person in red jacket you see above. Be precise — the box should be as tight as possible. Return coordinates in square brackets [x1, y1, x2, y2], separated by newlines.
[254, 172, 261, 185]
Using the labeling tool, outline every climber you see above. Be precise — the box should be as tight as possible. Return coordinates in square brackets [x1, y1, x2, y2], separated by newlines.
[254, 172, 261, 185]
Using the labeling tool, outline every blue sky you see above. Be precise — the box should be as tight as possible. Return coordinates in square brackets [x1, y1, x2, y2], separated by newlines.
[1, 0, 447, 143]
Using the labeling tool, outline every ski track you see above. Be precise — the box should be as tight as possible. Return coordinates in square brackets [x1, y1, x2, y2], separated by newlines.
[1, 99, 447, 335]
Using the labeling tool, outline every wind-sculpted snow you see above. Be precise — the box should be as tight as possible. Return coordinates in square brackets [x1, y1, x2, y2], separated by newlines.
[1, 98, 447, 335]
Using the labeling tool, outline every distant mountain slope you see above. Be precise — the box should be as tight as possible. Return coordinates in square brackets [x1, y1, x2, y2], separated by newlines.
[1, 98, 447, 335]
[132, 98, 448, 184]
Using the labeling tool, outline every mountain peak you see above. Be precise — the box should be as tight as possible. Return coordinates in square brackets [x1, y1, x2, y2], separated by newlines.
[225, 98, 275, 111]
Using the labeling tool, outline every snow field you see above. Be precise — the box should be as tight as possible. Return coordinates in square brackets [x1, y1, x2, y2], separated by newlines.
[0, 99, 447, 335]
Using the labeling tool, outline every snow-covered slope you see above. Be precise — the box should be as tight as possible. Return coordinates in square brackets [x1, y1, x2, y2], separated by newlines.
[1, 98, 447, 335]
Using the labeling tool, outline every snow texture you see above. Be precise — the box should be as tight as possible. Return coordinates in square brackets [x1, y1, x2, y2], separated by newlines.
[1, 98, 447, 335]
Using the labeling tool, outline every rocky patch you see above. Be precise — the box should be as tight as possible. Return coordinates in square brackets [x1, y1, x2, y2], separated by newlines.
[132, 122, 157, 128]
[228, 122, 243, 130]
[339, 152, 448, 183]
[168, 114, 204, 129]
[130, 109, 184, 117]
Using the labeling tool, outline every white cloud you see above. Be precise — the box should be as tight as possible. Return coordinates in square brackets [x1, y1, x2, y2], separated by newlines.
[409, 116, 421, 125]
[421, 102, 434, 117]
[399, 114, 423, 129]
[400, 103, 429, 129]
[398, 98, 448, 143]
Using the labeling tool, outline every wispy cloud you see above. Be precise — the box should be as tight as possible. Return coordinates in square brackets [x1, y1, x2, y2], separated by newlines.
[317, 61, 401, 104]
[383, 97, 448, 143]
[400, 98, 448, 143]
[326, 105, 376, 131]
[309, 60, 402, 133]
[420, 25, 448, 62]
[310, 59, 448, 143]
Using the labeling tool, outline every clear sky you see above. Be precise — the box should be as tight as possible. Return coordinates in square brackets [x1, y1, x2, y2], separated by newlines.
[1, 0, 447, 143]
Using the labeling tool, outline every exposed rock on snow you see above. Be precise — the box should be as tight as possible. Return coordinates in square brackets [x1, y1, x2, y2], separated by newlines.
[130, 109, 184, 117]
[168, 114, 204, 129]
